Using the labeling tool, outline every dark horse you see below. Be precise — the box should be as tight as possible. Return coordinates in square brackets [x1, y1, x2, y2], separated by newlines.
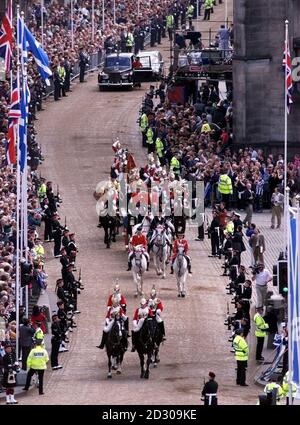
[106, 320, 127, 378]
[136, 317, 163, 379]
[99, 214, 118, 249]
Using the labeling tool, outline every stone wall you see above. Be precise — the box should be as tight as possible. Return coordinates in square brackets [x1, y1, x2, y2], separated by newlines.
[233, 0, 300, 156]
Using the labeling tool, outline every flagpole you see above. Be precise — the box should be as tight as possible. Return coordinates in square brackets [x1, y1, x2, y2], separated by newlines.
[92, 0, 95, 42]
[284, 19, 289, 255]
[71, 0, 74, 50]
[41, 0, 44, 47]
[102, 0, 105, 29]
[15, 3, 21, 363]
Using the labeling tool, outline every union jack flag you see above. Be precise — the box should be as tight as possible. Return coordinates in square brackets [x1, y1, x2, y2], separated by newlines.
[0, 0, 13, 73]
[283, 37, 293, 114]
[6, 76, 21, 165]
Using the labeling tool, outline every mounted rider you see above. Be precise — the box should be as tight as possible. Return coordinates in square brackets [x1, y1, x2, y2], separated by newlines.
[127, 226, 150, 271]
[170, 232, 192, 274]
[147, 287, 166, 341]
[148, 210, 174, 251]
[107, 283, 129, 332]
[131, 297, 154, 352]
[97, 296, 128, 350]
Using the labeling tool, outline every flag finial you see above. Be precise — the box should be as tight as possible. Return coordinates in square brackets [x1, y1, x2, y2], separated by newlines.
[285, 19, 289, 25]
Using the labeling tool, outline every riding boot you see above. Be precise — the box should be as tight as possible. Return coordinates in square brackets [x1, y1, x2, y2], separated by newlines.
[170, 265, 174, 274]
[131, 332, 137, 352]
[97, 331, 107, 349]
[188, 264, 192, 274]
[126, 261, 132, 271]
[146, 261, 149, 271]
[160, 321, 166, 340]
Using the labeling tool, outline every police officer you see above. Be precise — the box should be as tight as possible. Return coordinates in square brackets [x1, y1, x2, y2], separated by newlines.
[254, 307, 269, 361]
[23, 339, 49, 395]
[201, 371, 218, 405]
[233, 329, 248, 386]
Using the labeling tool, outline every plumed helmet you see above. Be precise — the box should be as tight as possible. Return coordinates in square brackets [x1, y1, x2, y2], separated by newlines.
[150, 286, 156, 297]
[140, 298, 147, 307]
[113, 283, 120, 293]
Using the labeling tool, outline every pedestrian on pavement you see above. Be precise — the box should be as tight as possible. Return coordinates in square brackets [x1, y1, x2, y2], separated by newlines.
[217, 24, 230, 58]
[242, 182, 254, 227]
[201, 371, 218, 405]
[251, 228, 266, 266]
[23, 339, 49, 395]
[2, 342, 20, 404]
[251, 264, 272, 309]
[50, 314, 63, 370]
[271, 187, 284, 229]
[19, 318, 35, 370]
[253, 307, 269, 361]
[233, 329, 249, 386]
[79, 47, 88, 83]
[203, 0, 213, 20]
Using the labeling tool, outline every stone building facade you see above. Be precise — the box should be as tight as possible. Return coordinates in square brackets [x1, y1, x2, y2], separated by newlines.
[233, 0, 300, 156]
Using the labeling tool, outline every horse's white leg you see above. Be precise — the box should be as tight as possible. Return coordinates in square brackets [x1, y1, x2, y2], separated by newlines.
[161, 256, 166, 279]
[133, 269, 138, 297]
[154, 254, 160, 275]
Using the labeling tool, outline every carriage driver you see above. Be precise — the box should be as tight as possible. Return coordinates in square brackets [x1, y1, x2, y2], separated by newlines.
[126, 226, 150, 271]
[147, 287, 166, 341]
[97, 297, 128, 350]
[131, 297, 154, 352]
[170, 232, 192, 274]
[107, 283, 129, 332]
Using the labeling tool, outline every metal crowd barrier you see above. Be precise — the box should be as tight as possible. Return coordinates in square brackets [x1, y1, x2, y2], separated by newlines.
[44, 25, 152, 98]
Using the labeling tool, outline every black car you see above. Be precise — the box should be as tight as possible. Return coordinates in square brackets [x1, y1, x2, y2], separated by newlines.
[98, 53, 154, 90]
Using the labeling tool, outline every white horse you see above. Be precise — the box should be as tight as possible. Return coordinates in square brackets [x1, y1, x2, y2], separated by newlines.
[173, 245, 188, 297]
[131, 245, 147, 297]
[151, 226, 170, 279]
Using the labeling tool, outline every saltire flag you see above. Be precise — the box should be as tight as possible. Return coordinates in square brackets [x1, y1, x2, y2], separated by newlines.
[0, 0, 13, 73]
[23, 23, 52, 85]
[288, 212, 300, 389]
[6, 76, 21, 165]
[283, 37, 293, 114]
[18, 14, 29, 172]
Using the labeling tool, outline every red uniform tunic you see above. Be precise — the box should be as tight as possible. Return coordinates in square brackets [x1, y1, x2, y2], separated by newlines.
[131, 233, 148, 248]
[133, 306, 154, 321]
[147, 298, 163, 312]
[107, 294, 127, 310]
[106, 305, 126, 319]
[172, 239, 188, 260]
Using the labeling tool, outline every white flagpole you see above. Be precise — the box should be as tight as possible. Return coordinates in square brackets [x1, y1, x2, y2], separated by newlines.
[113, 0, 116, 25]
[41, 0, 44, 47]
[92, 0, 95, 42]
[102, 0, 105, 29]
[284, 20, 289, 256]
[71, 0, 74, 50]
[286, 186, 292, 405]
[15, 4, 21, 363]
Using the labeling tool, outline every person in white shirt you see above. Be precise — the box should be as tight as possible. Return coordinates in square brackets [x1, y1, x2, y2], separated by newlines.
[271, 187, 284, 229]
[252, 264, 273, 309]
